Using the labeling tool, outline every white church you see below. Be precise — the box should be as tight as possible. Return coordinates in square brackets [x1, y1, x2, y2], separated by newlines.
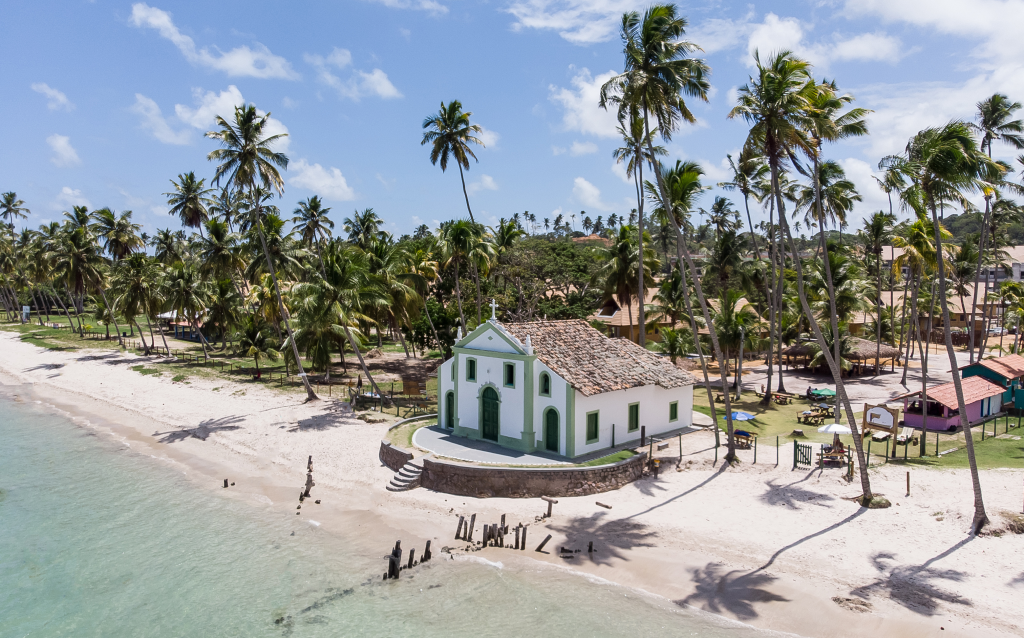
[436, 309, 696, 459]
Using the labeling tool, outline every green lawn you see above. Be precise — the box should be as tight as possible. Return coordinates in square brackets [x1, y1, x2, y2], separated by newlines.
[693, 391, 1024, 469]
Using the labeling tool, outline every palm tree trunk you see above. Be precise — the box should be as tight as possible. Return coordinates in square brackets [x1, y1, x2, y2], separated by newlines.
[676, 254, 720, 449]
[30, 289, 44, 325]
[927, 196, 988, 532]
[51, 290, 76, 333]
[145, 315, 161, 355]
[627, 301, 634, 343]
[472, 260, 483, 325]
[343, 326, 388, 404]
[96, 288, 123, 346]
[770, 156, 872, 501]
[898, 274, 911, 379]
[646, 142, 736, 460]
[876, 251, 883, 376]
[191, 318, 209, 360]
[135, 319, 151, 355]
[457, 163, 476, 224]
[423, 299, 443, 356]
[157, 318, 171, 356]
[636, 117, 650, 348]
[453, 261, 466, 332]
[812, 150, 843, 423]
[735, 333, 744, 400]
[919, 280, 936, 456]
[64, 284, 83, 335]
[968, 198, 992, 364]
[903, 274, 922, 389]
[251, 182, 317, 402]
[744, 192, 774, 406]
[395, 318, 411, 358]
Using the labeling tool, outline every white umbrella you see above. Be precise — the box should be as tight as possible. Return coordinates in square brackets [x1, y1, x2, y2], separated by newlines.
[818, 423, 852, 435]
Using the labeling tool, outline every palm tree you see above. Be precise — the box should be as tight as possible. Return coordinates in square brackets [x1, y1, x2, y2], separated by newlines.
[344, 208, 383, 252]
[861, 211, 895, 374]
[887, 121, 1003, 533]
[111, 253, 165, 354]
[165, 261, 214, 360]
[291, 196, 334, 271]
[712, 289, 759, 395]
[613, 106, 666, 346]
[206, 104, 318, 400]
[1, 192, 29, 229]
[421, 100, 485, 223]
[436, 219, 478, 332]
[210, 187, 243, 230]
[152, 229, 184, 265]
[165, 172, 214, 236]
[966, 94, 1024, 364]
[729, 50, 873, 498]
[705, 197, 740, 242]
[236, 316, 280, 379]
[794, 160, 862, 231]
[91, 208, 143, 261]
[599, 6, 741, 459]
[594, 224, 659, 343]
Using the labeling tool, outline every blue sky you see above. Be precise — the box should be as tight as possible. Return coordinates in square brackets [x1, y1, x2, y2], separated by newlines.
[4, 0, 1024, 238]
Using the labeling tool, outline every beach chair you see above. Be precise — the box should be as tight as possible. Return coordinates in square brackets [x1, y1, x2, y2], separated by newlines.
[896, 427, 917, 446]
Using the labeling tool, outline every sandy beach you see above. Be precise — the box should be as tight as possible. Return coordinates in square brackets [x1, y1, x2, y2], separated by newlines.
[3, 331, 1022, 638]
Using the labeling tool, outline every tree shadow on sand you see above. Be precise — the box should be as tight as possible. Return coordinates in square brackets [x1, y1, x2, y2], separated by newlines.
[1009, 572, 1024, 588]
[290, 401, 356, 432]
[546, 513, 657, 565]
[24, 363, 65, 372]
[676, 563, 789, 620]
[759, 477, 835, 510]
[849, 542, 973, 615]
[154, 415, 245, 443]
[631, 474, 670, 498]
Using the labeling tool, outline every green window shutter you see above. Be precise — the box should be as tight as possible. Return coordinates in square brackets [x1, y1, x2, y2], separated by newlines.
[586, 412, 599, 442]
[504, 363, 515, 387]
[467, 359, 476, 382]
[628, 403, 639, 431]
[540, 373, 550, 396]
[669, 401, 678, 422]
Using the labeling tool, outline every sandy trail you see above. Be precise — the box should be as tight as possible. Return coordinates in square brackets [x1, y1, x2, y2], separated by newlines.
[2, 332, 1022, 638]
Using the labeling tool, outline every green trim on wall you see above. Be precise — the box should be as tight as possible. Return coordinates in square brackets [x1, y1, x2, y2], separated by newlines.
[586, 410, 600, 444]
[466, 357, 477, 382]
[540, 406, 560, 453]
[566, 386, 576, 457]
[455, 321, 527, 354]
[628, 402, 639, 432]
[503, 362, 515, 387]
[522, 358, 535, 452]
[452, 346, 536, 363]
[539, 372, 551, 397]
[669, 401, 679, 422]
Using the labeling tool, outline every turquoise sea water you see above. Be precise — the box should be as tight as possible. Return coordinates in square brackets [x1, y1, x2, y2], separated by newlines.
[0, 391, 771, 637]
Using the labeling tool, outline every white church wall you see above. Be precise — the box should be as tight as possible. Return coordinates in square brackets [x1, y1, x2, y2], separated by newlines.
[532, 361, 569, 456]
[572, 384, 694, 457]
[455, 352, 526, 438]
[462, 328, 521, 354]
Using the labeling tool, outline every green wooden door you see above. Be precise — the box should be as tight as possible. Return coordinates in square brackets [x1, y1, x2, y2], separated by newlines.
[545, 410, 559, 452]
[481, 387, 499, 441]
[445, 392, 454, 429]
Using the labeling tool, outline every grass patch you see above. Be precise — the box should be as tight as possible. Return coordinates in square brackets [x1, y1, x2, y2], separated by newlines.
[575, 449, 636, 467]
[171, 374, 188, 383]
[387, 417, 435, 449]
[129, 365, 161, 376]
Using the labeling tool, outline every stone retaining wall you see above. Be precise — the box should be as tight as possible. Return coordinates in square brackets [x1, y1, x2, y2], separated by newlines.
[379, 441, 414, 471]
[419, 452, 647, 498]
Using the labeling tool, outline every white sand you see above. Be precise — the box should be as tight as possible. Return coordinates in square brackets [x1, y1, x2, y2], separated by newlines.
[2, 331, 1022, 637]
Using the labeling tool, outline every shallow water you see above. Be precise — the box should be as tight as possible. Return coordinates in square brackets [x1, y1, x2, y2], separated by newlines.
[0, 392, 774, 637]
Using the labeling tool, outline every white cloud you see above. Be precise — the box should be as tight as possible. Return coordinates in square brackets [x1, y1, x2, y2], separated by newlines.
[305, 48, 402, 101]
[569, 141, 598, 156]
[838, 157, 893, 216]
[698, 157, 732, 183]
[174, 85, 245, 128]
[288, 159, 356, 201]
[832, 32, 903, 62]
[506, 0, 641, 44]
[31, 83, 74, 111]
[467, 174, 498, 195]
[552, 146, 567, 156]
[476, 126, 500, 149]
[46, 134, 80, 167]
[129, 3, 298, 79]
[261, 114, 291, 153]
[282, 97, 298, 109]
[611, 161, 632, 184]
[688, 13, 755, 54]
[364, 0, 448, 15]
[130, 94, 191, 145]
[55, 186, 91, 210]
[549, 68, 620, 138]
[572, 176, 614, 211]
[747, 14, 806, 62]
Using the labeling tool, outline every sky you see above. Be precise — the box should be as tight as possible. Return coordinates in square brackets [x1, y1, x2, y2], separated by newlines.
[5, 0, 1024, 239]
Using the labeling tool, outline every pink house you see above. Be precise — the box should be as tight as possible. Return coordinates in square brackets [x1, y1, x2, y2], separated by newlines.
[895, 376, 1005, 431]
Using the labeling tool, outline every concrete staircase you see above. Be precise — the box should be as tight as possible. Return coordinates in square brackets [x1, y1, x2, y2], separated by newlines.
[387, 460, 423, 492]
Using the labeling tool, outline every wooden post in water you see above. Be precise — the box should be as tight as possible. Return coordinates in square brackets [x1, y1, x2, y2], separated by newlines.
[541, 496, 557, 518]
[640, 425, 646, 448]
[501, 514, 506, 534]
[467, 514, 476, 542]
[407, 548, 415, 569]
[514, 525, 520, 550]
[423, 540, 431, 562]
[455, 516, 465, 540]
[906, 471, 910, 496]
[521, 525, 527, 550]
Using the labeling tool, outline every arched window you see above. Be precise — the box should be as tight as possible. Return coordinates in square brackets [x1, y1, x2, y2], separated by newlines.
[539, 372, 551, 397]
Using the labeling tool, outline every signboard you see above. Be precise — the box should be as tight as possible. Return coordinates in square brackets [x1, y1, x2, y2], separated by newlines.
[862, 404, 899, 437]
[22, 306, 30, 322]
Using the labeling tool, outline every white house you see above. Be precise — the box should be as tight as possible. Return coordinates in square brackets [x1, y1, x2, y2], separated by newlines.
[436, 316, 696, 459]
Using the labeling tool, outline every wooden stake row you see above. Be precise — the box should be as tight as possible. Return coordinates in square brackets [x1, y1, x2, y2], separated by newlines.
[383, 539, 432, 580]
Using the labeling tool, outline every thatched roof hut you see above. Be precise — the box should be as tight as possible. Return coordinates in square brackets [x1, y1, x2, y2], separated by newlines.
[778, 337, 901, 373]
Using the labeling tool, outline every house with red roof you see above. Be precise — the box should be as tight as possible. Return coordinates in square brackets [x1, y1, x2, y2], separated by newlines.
[894, 376, 1005, 431]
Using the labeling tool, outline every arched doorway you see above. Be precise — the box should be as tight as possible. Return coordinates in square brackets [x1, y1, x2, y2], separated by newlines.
[481, 387, 500, 441]
[445, 392, 455, 429]
[544, 409, 559, 453]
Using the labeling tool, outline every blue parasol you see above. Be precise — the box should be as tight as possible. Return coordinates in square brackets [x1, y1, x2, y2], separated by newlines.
[730, 411, 756, 421]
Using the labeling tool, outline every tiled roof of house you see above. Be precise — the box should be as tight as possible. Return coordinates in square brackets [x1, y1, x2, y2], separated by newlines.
[975, 354, 1024, 379]
[503, 319, 696, 396]
[894, 375, 1005, 410]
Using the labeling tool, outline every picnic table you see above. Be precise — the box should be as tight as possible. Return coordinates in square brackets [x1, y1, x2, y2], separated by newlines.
[734, 430, 755, 449]
[817, 446, 848, 466]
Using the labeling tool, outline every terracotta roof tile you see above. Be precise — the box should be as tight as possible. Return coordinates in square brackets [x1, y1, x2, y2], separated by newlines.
[503, 319, 696, 397]
[976, 354, 1024, 379]
[894, 376, 1005, 410]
